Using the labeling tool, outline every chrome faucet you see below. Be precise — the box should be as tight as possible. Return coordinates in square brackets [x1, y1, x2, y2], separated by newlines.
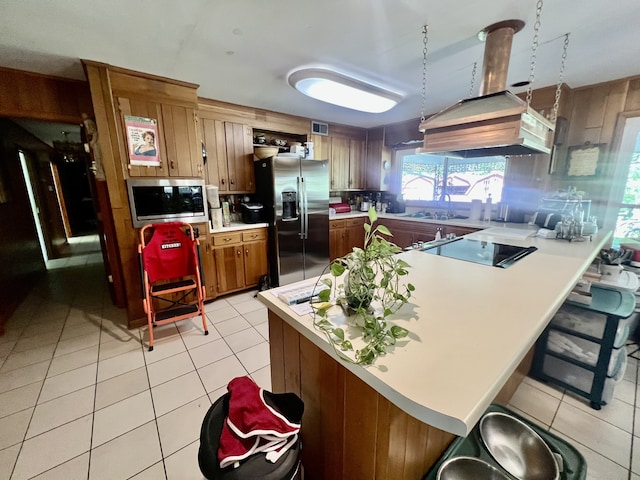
[438, 193, 454, 218]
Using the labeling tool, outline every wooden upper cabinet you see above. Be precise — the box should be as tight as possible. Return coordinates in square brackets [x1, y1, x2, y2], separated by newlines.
[311, 134, 331, 161]
[224, 122, 254, 193]
[322, 133, 367, 191]
[364, 127, 390, 191]
[330, 137, 350, 190]
[201, 117, 227, 189]
[201, 117, 254, 193]
[161, 104, 202, 178]
[117, 96, 202, 178]
[349, 139, 365, 189]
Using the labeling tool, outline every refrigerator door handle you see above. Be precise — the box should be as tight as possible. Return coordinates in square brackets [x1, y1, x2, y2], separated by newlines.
[298, 177, 309, 240]
[297, 177, 305, 239]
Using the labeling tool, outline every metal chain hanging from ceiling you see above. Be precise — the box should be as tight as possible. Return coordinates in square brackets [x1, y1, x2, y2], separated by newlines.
[468, 61, 478, 98]
[420, 24, 429, 122]
[525, 0, 544, 108]
[551, 33, 570, 123]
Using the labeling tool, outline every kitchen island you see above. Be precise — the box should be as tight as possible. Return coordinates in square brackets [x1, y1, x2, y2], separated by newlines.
[258, 227, 611, 479]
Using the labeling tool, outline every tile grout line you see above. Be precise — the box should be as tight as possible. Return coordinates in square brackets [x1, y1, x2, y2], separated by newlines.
[139, 326, 170, 480]
[629, 347, 639, 480]
[86, 304, 107, 480]
[7, 302, 68, 480]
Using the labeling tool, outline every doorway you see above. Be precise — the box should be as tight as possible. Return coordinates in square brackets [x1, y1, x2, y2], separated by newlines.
[9, 118, 100, 261]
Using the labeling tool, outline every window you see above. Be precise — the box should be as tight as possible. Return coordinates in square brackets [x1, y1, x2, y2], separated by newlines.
[397, 147, 506, 204]
[612, 117, 640, 244]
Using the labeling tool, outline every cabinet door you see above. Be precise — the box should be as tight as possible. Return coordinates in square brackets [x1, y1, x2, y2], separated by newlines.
[161, 104, 202, 177]
[329, 220, 347, 261]
[346, 218, 365, 252]
[348, 139, 365, 189]
[116, 96, 165, 177]
[412, 224, 442, 243]
[382, 219, 413, 249]
[201, 117, 228, 189]
[213, 245, 245, 294]
[311, 134, 331, 161]
[244, 240, 268, 287]
[224, 122, 254, 193]
[200, 238, 217, 300]
[330, 137, 350, 191]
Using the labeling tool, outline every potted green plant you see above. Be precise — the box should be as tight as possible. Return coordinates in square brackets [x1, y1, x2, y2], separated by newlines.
[312, 208, 415, 366]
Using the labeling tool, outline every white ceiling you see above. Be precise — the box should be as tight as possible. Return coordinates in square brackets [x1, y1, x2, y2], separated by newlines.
[1, 0, 640, 129]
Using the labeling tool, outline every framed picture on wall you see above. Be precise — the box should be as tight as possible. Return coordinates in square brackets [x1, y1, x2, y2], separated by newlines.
[566, 143, 605, 177]
[124, 116, 160, 167]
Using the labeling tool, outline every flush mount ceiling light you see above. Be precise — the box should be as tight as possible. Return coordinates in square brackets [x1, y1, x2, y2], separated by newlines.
[287, 68, 402, 113]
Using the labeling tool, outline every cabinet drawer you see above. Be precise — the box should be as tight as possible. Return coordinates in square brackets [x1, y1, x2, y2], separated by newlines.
[551, 304, 630, 341]
[541, 351, 626, 403]
[242, 229, 267, 242]
[212, 232, 242, 246]
[346, 218, 365, 228]
[330, 220, 346, 229]
[546, 329, 626, 375]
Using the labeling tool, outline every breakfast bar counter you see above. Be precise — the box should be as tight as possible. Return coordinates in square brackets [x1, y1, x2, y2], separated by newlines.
[257, 228, 611, 479]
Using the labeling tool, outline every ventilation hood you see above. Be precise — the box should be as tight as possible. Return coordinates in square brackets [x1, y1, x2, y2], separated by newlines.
[418, 20, 555, 158]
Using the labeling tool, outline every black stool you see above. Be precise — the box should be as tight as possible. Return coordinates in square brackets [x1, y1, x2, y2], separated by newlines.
[198, 392, 303, 480]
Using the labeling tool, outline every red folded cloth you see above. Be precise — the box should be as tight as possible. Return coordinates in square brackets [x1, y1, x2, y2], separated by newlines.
[218, 376, 301, 469]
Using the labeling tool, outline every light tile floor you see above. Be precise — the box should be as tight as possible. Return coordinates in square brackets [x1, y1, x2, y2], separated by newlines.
[0, 235, 639, 479]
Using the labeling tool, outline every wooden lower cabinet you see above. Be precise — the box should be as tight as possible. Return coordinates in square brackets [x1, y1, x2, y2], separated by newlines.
[383, 219, 481, 249]
[243, 239, 268, 287]
[345, 217, 365, 252]
[329, 217, 366, 261]
[205, 228, 268, 297]
[330, 217, 482, 258]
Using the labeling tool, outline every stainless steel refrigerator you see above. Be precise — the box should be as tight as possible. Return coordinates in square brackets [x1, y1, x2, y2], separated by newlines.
[254, 156, 329, 287]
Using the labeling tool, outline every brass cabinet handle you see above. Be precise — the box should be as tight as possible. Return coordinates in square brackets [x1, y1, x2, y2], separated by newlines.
[237, 249, 241, 256]
[170, 160, 175, 169]
[245, 249, 249, 255]
[230, 178, 234, 185]
[221, 178, 225, 185]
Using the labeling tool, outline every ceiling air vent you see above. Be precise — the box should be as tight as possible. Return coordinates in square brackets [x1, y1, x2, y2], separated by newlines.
[311, 121, 329, 136]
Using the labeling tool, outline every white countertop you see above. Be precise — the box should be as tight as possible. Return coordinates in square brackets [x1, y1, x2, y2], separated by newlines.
[258, 228, 611, 436]
[209, 221, 268, 234]
[330, 210, 538, 231]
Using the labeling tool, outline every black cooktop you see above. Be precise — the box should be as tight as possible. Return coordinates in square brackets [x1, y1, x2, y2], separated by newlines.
[421, 238, 537, 268]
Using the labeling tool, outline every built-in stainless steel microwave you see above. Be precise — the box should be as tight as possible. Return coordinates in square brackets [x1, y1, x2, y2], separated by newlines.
[126, 178, 208, 228]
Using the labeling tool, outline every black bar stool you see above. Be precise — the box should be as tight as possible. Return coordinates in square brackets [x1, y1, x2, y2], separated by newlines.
[198, 392, 303, 480]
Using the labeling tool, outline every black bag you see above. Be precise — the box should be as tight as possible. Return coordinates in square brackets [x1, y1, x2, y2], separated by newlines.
[254, 274, 271, 297]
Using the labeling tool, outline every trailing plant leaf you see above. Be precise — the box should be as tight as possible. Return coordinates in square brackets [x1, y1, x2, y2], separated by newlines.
[312, 207, 415, 366]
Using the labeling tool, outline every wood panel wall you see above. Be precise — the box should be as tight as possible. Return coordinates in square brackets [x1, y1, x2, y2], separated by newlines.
[83, 61, 202, 326]
[269, 311, 534, 480]
[0, 67, 93, 123]
[548, 76, 640, 231]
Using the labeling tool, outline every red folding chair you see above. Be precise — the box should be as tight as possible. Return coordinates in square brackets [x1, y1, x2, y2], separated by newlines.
[138, 222, 208, 351]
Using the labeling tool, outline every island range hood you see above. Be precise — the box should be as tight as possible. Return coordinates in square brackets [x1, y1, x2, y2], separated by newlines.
[418, 20, 555, 158]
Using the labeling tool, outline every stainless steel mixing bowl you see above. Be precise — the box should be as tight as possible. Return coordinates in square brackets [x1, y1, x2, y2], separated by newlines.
[436, 456, 510, 480]
[479, 412, 559, 480]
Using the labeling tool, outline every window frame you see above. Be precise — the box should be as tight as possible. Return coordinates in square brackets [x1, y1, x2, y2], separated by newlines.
[393, 146, 507, 208]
